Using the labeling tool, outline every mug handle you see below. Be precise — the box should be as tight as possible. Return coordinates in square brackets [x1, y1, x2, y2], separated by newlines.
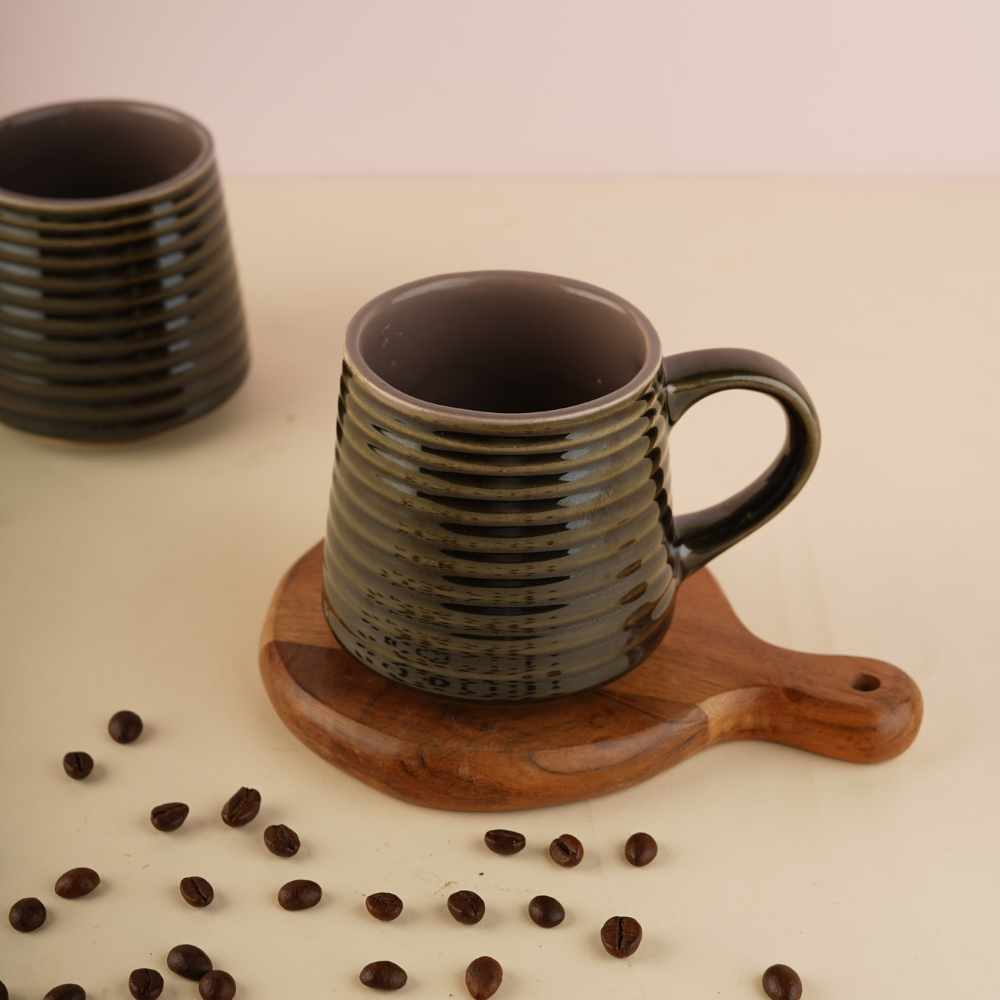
[661, 348, 821, 579]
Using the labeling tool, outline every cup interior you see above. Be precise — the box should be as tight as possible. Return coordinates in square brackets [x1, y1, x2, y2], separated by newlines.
[357, 275, 651, 413]
[0, 104, 206, 200]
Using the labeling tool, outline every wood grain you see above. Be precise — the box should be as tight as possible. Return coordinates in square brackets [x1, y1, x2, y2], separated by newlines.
[259, 542, 923, 811]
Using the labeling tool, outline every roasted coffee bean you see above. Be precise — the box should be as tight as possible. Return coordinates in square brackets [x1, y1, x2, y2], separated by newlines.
[128, 968, 164, 999]
[264, 823, 300, 857]
[600, 915, 642, 958]
[448, 889, 486, 925]
[180, 876, 214, 907]
[528, 894, 565, 928]
[63, 751, 94, 780]
[0, 979, 7, 1000]
[43, 986, 85, 1000]
[366, 892, 403, 921]
[167, 943, 213, 980]
[199, 970, 237, 1000]
[8, 896, 46, 932]
[278, 878, 322, 910]
[55, 867, 100, 898]
[549, 833, 583, 867]
[624, 832, 657, 867]
[483, 829, 525, 855]
[762, 964, 803, 1000]
[465, 956, 503, 1000]
[109, 710, 143, 744]
[151, 802, 189, 832]
[359, 961, 407, 990]
[221, 786, 261, 827]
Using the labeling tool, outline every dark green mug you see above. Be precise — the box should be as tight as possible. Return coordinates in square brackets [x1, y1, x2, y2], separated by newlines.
[323, 271, 819, 701]
[0, 100, 249, 442]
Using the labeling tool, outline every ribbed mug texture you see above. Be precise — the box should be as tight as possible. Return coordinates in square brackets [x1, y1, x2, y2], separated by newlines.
[323, 278, 677, 702]
[0, 101, 248, 442]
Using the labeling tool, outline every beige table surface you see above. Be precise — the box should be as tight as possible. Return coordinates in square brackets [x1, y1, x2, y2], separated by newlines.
[2, 179, 998, 998]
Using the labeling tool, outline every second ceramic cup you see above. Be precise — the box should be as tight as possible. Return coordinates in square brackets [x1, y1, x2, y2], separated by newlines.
[0, 100, 249, 442]
[323, 271, 820, 701]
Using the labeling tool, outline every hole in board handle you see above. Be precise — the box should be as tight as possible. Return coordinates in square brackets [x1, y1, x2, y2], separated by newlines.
[850, 673, 881, 692]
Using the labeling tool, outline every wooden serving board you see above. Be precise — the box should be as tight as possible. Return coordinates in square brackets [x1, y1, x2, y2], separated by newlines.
[259, 542, 922, 811]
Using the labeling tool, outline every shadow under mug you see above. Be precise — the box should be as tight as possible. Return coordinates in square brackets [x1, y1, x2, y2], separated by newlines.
[323, 271, 820, 701]
[0, 100, 249, 442]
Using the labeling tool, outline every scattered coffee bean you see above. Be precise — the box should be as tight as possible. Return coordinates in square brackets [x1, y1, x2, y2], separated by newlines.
[549, 834, 583, 867]
[43, 986, 85, 1000]
[624, 832, 658, 867]
[108, 710, 143, 744]
[278, 879, 322, 910]
[150, 802, 189, 832]
[264, 823, 300, 857]
[0, 979, 7, 1000]
[600, 915, 642, 958]
[359, 961, 407, 990]
[167, 943, 213, 980]
[55, 867, 101, 898]
[221, 786, 261, 827]
[180, 876, 214, 907]
[63, 751, 94, 780]
[762, 964, 803, 1000]
[366, 892, 403, 921]
[465, 956, 503, 1000]
[483, 829, 525, 855]
[8, 896, 46, 932]
[199, 970, 237, 1000]
[448, 889, 486, 924]
[528, 894, 565, 927]
[128, 968, 164, 999]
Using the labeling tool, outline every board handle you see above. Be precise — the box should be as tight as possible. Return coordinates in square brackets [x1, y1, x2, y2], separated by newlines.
[661, 348, 821, 578]
[706, 649, 925, 764]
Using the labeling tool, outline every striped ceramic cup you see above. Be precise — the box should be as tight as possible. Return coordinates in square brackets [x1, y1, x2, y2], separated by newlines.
[323, 271, 820, 701]
[0, 100, 249, 442]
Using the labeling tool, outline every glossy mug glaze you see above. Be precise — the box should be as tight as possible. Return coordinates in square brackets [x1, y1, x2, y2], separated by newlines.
[0, 101, 249, 442]
[323, 271, 820, 701]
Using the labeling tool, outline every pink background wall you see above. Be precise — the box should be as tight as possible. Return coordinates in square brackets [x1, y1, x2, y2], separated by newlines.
[2, 0, 998, 176]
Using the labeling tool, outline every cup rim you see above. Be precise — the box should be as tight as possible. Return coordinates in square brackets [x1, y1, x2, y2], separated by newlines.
[0, 100, 214, 213]
[344, 270, 663, 428]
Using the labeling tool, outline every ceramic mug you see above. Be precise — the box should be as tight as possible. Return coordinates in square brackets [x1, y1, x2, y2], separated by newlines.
[0, 100, 249, 442]
[323, 271, 820, 701]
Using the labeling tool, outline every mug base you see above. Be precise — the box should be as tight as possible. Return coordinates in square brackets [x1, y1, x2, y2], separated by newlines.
[259, 541, 924, 811]
[0, 357, 248, 445]
[320, 590, 674, 704]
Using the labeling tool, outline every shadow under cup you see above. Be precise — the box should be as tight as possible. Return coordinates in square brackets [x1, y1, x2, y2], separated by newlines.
[0, 101, 249, 442]
[323, 273, 677, 702]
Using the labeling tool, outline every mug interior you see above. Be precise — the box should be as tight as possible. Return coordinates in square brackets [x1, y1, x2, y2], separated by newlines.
[357, 275, 651, 413]
[0, 104, 206, 200]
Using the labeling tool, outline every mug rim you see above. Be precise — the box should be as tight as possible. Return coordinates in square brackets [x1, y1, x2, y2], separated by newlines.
[344, 270, 663, 428]
[0, 99, 214, 213]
